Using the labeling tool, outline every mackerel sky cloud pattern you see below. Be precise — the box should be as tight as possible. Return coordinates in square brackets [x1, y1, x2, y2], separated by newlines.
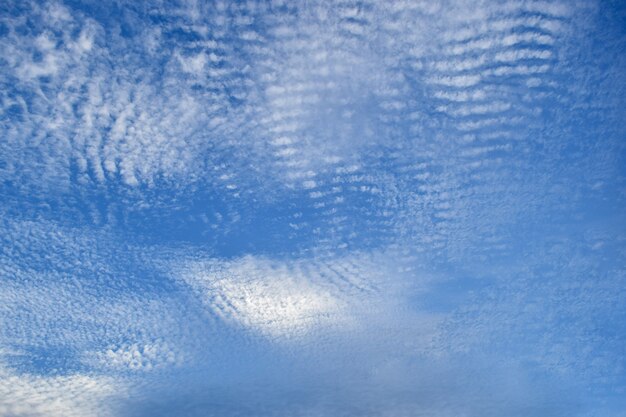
[0, 0, 625, 416]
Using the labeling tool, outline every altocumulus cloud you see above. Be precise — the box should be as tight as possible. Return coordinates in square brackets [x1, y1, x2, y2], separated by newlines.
[0, 0, 625, 416]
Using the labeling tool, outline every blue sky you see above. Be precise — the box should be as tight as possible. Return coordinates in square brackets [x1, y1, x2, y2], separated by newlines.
[0, 0, 625, 416]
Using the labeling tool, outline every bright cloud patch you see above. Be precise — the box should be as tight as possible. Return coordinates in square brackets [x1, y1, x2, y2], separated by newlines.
[177, 256, 361, 340]
[87, 341, 185, 372]
[0, 362, 125, 417]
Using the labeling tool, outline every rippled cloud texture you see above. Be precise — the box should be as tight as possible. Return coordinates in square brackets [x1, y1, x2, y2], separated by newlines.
[1, 0, 625, 416]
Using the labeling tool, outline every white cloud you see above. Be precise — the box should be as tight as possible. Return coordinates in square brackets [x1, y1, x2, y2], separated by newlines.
[169, 249, 426, 342]
[176, 256, 348, 340]
[0, 363, 125, 417]
[87, 341, 184, 372]
[177, 51, 208, 75]
[0, 1, 623, 414]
